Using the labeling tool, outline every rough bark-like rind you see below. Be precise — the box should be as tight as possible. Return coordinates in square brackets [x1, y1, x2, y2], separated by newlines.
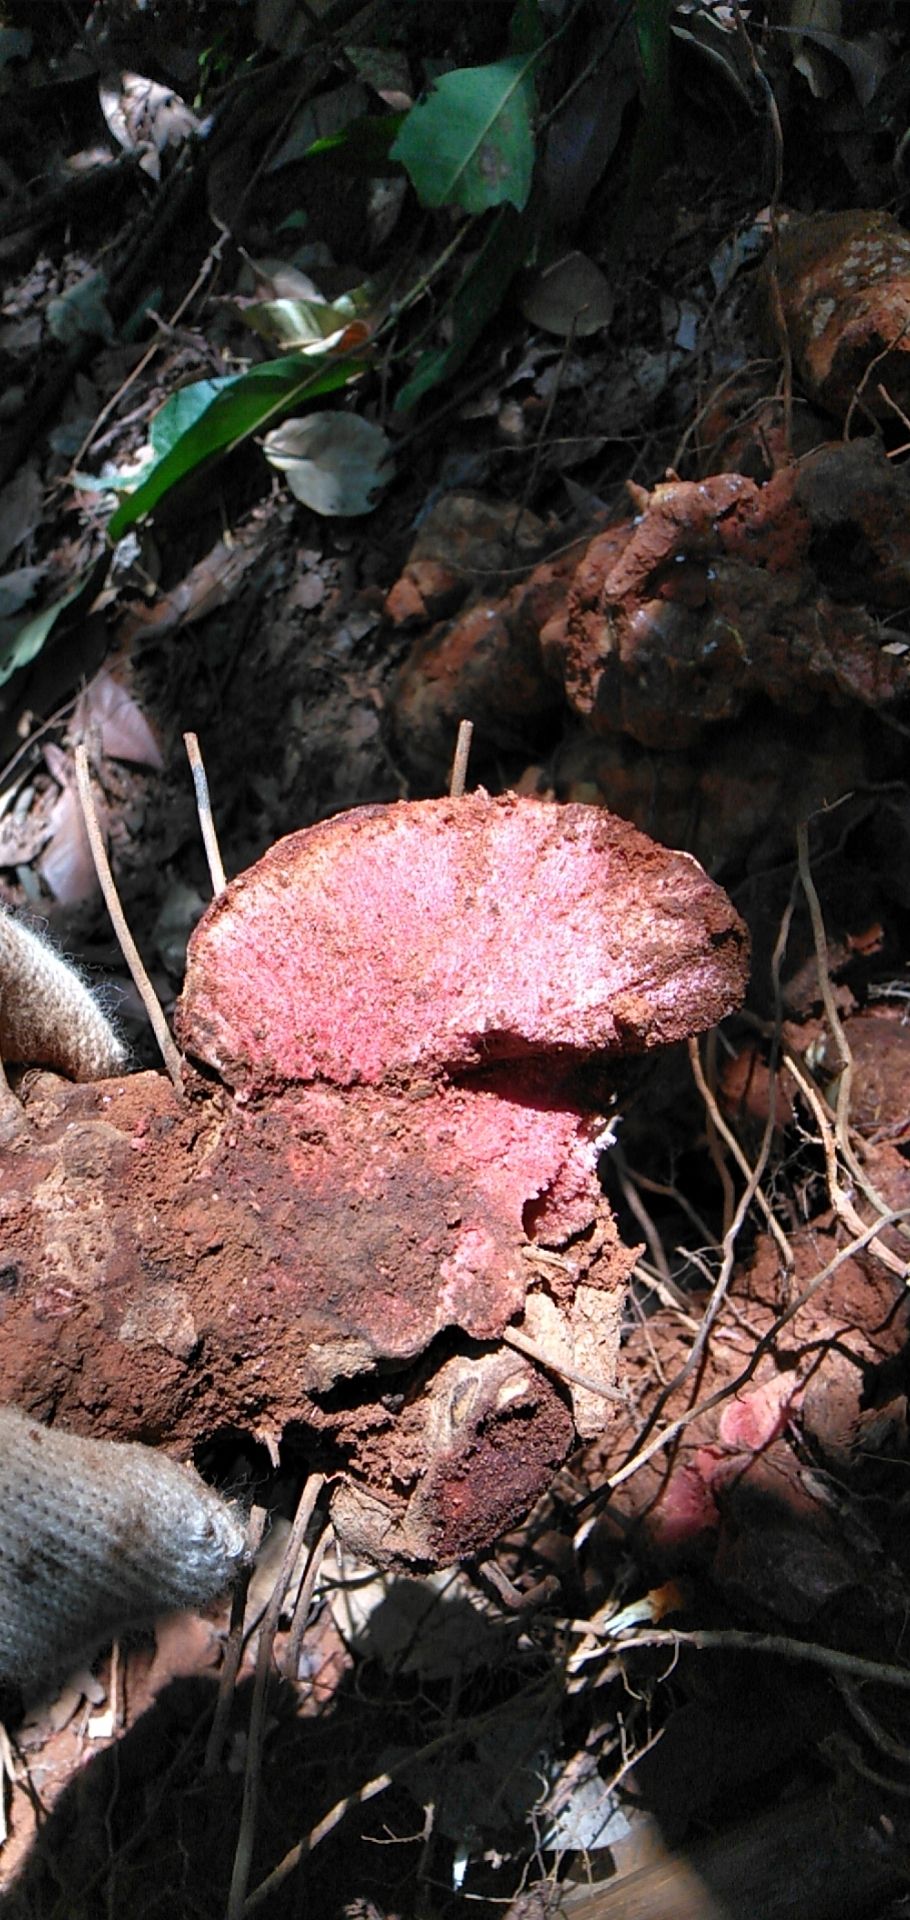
[177, 793, 749, 1093]
[0, 1068, 621, 1564]
[0, 1069, 632, 1429]
[772, 209, 910, 420]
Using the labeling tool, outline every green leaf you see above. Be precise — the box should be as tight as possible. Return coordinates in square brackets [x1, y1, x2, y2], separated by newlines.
[263, 413, 393, 516]
[0, 563, 101, 690]
[107, 353, 368, 540]
[149, 380, 238, 457]
[396, 199, 538, 410]
[390, 56, 537, 214]
[75, 387, 223, 499]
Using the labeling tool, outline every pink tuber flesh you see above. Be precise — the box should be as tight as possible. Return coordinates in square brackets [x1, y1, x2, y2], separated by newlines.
[178, 792, 748, 1091]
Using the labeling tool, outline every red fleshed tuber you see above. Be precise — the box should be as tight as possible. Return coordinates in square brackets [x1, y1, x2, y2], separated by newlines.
[1, 795, 748, 1565]
[178, 792, 746, 1090]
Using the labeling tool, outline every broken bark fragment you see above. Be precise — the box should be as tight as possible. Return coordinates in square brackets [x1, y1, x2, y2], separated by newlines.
[1, 795, 748, 1565]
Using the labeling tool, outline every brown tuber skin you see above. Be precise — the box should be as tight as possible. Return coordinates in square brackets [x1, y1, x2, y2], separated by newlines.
[0, 794, 749, 1572]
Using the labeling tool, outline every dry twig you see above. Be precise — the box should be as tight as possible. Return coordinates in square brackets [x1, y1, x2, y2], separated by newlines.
[226, 1474, 326, 1920]
[582, 1207, 910, 1515]
[242, 1678, 557, 1914]
[204, 1505, 267, 1777]
[502, 1324, 626, 1404]
[184, 731, 227, 896]
[688, 1036, 792, 1269]
[448, 718, 474, 799]
[795, 819, 910, 1271]
[74, 744, 184, 1092]
[607, 1626, 910, 1692]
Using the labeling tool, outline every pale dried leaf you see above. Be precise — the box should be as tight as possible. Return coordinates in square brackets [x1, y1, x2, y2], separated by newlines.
[76, 669, 164, 770]
[520, 251, 614, 338]
[99, 71, 200, 157]
[264, 413, 392, 517]
[244, 259, 327, 304]
[37, 780, 102, 905]
[0, 797, 52, 870]
[118, 532, 266, 642]
[0, 566, 45, 618]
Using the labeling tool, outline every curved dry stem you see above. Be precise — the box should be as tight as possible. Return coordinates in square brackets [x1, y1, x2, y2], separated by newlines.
[184, 731, 227, 896]
[688, 1036, 792, 1269]
[502, 1324, 626, 1404]
[226, 1473, 326, 1920]
[74, 744, 184, 1092]
[584, 1207, 910, 1516]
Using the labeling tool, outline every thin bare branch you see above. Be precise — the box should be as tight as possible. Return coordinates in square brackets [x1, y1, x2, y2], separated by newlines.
[204, 1505, 267, 1776]
[74, 744, 184, 1092]
[184, 731, 227, 896]
[502, 1324, 626, 1403]
[588, 1208, 910, 1511]
[607, 1625, 910, 1692]
[242, 1679, 557, 1913]
[688, 1036, 792, 1268]
[449, 719, 474, 799]
[227, 1474, 326, 1920]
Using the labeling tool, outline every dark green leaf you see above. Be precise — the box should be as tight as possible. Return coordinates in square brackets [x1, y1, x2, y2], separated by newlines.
[149, 380, 238, 458]
[612, 0, 674, 242]
[0, 563, 103, 690]
[391, 56, 537, 214]
[107, 353, 367, 540]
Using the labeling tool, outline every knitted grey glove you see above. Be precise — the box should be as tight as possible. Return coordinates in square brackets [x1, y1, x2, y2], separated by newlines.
[0, 1409, 248, 1692]
[0, 913, 246, 1692]
[0, 904, 127, 1081]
